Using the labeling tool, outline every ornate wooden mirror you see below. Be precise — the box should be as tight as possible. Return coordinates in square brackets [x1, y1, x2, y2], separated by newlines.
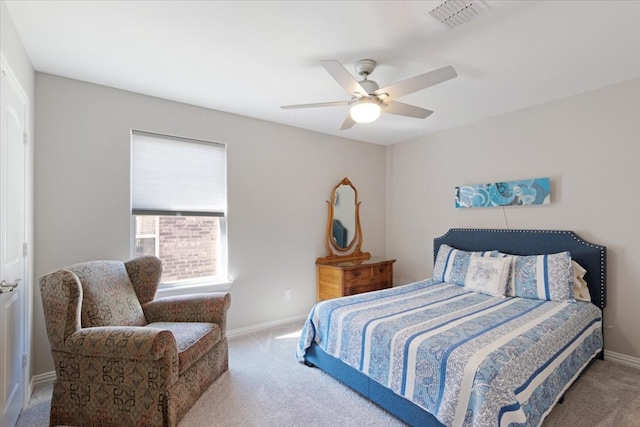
[317, 177, 370, 263]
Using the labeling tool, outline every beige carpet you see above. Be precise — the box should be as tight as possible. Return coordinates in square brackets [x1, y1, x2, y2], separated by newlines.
[16, 320, 640, 427]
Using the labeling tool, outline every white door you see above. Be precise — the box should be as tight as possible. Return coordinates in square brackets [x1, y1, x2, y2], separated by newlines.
[0, 55, 28, 427]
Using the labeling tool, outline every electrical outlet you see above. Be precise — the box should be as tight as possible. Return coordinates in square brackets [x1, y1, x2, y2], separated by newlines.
[284, 288, 292, 300]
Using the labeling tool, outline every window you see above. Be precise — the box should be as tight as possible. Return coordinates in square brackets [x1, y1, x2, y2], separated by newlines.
[131, 130, 227, 287]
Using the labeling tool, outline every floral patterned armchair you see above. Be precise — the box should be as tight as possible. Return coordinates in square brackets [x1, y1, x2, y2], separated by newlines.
[39, 256, 231, 427]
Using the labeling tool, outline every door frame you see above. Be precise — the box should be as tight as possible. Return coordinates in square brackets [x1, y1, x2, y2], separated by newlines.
[1, 51, 32, 416]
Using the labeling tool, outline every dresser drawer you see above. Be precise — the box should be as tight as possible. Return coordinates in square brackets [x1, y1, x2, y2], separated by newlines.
[344, 280, 391, 296]
[344, 276, 392, 295]
[344, 266, 372, 281]
[317, 257, 395, 301]
[374, 263, 391, 276]
[344, 263, 391, 280]
[343, 261, 393, 296]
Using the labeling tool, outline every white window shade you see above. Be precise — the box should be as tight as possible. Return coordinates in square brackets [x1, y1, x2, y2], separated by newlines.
[131, 130, 226, 216]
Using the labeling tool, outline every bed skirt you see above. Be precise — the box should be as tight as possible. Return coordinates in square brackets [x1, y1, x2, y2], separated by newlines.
[305, 343, 444, 427]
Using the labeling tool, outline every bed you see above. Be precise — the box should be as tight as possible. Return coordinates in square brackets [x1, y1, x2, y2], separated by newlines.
[297, 228, 606, 427]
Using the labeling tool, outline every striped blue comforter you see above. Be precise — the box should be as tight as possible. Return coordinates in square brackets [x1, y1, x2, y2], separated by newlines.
[297, 279, 603, 427]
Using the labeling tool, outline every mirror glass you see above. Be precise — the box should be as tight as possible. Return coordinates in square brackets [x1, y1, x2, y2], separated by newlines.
[332, 184, 356, 249]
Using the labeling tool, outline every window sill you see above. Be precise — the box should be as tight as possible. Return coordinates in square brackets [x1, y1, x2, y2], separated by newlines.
[156, 278, 233, 299]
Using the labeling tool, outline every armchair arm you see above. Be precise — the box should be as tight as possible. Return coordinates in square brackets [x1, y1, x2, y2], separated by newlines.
[39, 269, 83, 351]
[65, 326, 178, 363]
[143, 292, 231, 336]
[61, 326, 179, 388]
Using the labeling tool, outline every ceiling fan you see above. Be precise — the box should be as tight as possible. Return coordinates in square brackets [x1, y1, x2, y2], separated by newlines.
[281, 59, 457, 130]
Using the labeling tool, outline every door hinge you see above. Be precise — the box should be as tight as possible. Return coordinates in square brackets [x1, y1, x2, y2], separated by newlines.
[23, 243, 28, 257]
[23, 131, 28, 145]
[22, 354, 27, 368]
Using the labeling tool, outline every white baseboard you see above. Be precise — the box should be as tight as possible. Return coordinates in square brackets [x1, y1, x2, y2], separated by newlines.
[604, 350, 640, 369]
[227, 314, 307, 337]
[32, 370, 56, 389]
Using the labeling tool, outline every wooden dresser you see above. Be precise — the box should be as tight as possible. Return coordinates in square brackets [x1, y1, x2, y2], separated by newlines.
[316, 257, 395, 301]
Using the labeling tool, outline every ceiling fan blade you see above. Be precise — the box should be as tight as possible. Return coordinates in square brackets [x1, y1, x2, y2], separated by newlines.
[340, 114, 356, 130]
[374, 65, 457, 101]
[321, 60, 369, 97]
[280, 100, 350, 109]
[383, 101, 433, 119]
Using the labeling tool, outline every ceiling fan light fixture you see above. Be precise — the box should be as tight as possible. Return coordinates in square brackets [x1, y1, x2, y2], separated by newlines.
[281, 59, 457, 130]
[350, 99, 381, 123]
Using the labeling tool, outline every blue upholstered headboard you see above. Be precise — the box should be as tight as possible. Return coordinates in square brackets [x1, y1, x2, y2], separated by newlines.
[332, 219, 348, 249]
[434, 228, 606, 309]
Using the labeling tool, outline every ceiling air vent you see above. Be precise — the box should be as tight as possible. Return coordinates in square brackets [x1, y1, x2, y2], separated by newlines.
[428, 0, 489, 28]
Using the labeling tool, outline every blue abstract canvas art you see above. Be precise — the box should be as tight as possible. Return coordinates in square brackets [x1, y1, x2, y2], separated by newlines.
[455, 177, 550, 208]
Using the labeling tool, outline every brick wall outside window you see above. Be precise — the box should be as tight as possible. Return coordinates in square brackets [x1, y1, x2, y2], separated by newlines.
[135, 216, 219, 282]
[159, 216, 218, 281]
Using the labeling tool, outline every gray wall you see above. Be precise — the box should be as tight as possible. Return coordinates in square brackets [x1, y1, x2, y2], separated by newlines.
[33, 73, 386, 375]
[386, 77, 640, 359]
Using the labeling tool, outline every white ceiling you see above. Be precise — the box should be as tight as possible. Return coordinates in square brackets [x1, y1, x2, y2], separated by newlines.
[5, 0, 640, 145]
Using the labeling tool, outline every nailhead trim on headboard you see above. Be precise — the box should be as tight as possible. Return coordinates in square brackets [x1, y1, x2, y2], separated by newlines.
[433, 228, 606, 309]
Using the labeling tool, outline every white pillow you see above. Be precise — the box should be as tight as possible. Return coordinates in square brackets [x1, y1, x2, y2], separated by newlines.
[464, 255, 512, 297]
[572, 260, 591, 302]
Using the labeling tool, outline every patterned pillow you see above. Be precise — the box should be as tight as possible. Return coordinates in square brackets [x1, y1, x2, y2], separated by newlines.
[494, 252, 516, 296]
[433, 244, 496, 285]
[509, 251, 575, 302]
[464, 255, 512, 297]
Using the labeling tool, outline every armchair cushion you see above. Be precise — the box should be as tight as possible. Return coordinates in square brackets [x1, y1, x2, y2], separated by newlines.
[68, 261, 146, 327]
